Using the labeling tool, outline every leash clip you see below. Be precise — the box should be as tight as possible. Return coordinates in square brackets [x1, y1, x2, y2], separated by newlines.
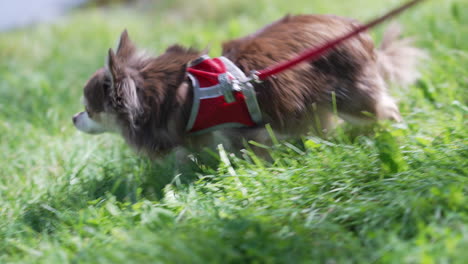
[246, 70, 262, 84]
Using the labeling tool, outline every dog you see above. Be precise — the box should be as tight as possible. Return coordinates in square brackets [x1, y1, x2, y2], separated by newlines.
[73, 14, 424, 158]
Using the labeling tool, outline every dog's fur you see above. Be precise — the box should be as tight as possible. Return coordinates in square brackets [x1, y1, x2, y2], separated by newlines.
[73, 14, 424, 158]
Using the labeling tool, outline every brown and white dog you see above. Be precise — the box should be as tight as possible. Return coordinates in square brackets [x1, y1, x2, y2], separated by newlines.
[73, 14, 424, 158]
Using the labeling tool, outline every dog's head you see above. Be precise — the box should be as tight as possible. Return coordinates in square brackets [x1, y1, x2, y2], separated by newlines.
[73, 30, 144, 134]
[73, 30, 201, 156]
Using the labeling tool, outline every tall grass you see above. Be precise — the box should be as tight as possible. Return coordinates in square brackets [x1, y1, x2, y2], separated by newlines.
[0, 0, 466, 262]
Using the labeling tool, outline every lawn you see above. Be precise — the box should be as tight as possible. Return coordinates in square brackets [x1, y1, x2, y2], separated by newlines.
[0, 0, 467, 263]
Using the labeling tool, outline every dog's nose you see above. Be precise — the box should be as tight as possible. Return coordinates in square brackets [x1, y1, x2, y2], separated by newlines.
[72, 113, 80, 125]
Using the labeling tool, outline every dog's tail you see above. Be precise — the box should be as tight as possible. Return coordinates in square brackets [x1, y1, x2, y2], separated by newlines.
[376, 23, 427, 87]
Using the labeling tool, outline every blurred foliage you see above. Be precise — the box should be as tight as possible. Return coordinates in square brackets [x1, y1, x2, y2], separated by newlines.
[80, 0, 136, 8]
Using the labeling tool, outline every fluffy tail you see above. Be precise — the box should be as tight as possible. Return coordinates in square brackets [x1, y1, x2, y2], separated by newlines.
[377, 23, 427, 87]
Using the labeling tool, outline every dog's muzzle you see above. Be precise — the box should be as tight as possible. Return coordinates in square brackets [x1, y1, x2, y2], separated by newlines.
[72, 111, 107, 134]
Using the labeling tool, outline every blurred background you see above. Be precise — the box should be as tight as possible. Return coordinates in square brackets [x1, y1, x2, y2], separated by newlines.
[0, 0, 393, 33]
[0, 0, 139, 31]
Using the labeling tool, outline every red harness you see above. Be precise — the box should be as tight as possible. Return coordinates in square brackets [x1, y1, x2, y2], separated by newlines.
[186, 56, 262, 134]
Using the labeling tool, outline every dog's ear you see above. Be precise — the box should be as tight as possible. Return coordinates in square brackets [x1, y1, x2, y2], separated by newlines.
[107, 48, 142, 124]
[107, 48, 123, 81]
[116, 29, 136, 62]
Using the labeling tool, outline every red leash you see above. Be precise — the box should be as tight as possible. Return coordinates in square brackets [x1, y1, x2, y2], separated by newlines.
[250, 0, 425, 82]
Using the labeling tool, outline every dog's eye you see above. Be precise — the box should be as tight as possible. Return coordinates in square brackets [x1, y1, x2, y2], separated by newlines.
[102, 80, 111, 92]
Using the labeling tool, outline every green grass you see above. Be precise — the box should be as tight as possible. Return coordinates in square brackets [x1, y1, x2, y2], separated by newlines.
[0, 0, 467, 263]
